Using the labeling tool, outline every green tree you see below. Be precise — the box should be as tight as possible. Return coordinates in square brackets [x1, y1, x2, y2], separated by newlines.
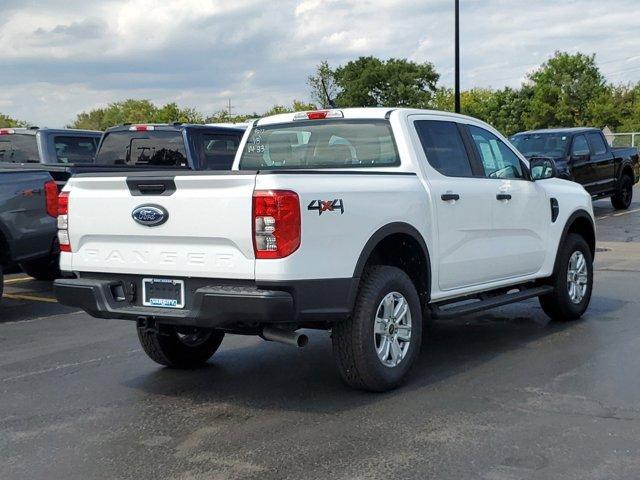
[0, 113, 27, 128]
[526, 51, 606, 129]
[307, 60, 339, 108]
[70, 99, 204, 130]
[333, 56, 439, 108]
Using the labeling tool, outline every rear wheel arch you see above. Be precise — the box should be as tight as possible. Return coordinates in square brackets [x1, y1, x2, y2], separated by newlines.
[620, 164, 635, 182]
[352, 223, 432, 306]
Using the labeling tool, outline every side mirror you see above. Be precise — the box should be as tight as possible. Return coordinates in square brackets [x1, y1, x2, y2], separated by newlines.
[529, 157, 557, 181]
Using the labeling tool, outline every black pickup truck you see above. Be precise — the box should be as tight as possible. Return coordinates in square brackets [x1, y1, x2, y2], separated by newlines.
[0, 127, 102, 185]
[0, 170, 59, 295]
[510, 128, 640, 209]
[95, 123, 245, 170]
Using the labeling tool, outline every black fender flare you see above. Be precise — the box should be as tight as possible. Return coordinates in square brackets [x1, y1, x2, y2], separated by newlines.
[352, 222, 432, 302]
[553, 209, 595, 274]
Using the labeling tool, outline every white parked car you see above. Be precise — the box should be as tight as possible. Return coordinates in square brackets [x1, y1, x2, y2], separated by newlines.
[54, 108, 595, 391]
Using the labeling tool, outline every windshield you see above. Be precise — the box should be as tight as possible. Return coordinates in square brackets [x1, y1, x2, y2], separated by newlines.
[95, 130, 189, 168]
[0, 134, 40, 163]
[239, 120, 400, 170]
[510, 133, 569, 158]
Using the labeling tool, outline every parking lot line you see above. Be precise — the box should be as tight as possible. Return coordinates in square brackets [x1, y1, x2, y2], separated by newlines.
[4, 276, 33, 284]
[612, 207, 640, 217]
[2, 293, 58, 303]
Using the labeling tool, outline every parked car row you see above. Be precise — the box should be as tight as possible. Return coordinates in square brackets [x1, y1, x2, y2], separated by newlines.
[3, 109, 636, 391]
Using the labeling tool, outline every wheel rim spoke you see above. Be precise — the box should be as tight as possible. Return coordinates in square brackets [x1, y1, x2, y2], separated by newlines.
[567, 251, 589, 304]
[373, 291, 412, 368]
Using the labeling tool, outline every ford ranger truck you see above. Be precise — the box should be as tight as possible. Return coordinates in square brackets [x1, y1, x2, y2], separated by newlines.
[54, 108, 596, 392]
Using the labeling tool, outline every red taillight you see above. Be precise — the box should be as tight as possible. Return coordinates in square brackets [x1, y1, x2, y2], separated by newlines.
[252, 190, 300, 259]
[58, 191, 69, 215]
[0, 128, 14, 135]
[307, 111, 328, 120]
[44, 181, 59, 217]
[57, 192, 71, 252]
[293, 110, 344, 121]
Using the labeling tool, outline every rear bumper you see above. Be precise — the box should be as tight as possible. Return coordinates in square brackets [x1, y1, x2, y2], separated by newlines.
[54, 275, 356, 328]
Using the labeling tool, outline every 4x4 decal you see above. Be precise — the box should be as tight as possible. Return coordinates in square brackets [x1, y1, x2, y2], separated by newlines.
[307, 199, 344, 215]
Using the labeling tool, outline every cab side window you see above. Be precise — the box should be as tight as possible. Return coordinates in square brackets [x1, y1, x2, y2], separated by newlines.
[414, 120, 473, 177]
[468, 125, 524, 179]
[571, 135, 590, 156]
[587, 133, 607, 155]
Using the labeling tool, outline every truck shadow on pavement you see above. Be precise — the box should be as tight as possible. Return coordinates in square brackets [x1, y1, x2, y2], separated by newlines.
[123, 296, 621, 414]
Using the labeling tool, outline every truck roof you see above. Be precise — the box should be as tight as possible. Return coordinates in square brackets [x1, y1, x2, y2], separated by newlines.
[103, 124, 246, 134]
[514, 127, 601, 136]
[255, 107, 488, 126]
[3, 127, 102, 136]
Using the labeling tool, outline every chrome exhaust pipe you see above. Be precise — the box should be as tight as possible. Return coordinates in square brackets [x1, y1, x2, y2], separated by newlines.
[261, 326, 308, 348]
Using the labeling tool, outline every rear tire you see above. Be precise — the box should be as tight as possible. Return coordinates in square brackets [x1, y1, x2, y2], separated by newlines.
[611, 174, 633, 210]
[332, 266, 422, 392]
[19, 255, 60, 281]
[137, 326, 224, 368]
[539, 233, 593, 321]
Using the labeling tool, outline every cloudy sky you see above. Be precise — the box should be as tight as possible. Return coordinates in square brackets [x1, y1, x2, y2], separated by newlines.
[1, 0, 639, 127]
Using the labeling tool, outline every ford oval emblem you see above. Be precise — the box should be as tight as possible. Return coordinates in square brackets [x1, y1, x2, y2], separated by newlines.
[132, 205, 168, 227]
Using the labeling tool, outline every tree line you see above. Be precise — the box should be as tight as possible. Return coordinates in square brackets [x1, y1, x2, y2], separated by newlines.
[1, 51, 639, 136]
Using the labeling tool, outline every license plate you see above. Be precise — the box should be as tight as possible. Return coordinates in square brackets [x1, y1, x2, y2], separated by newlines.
[142, 278, 185, 309]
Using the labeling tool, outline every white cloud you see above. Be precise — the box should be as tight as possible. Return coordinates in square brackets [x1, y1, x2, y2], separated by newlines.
[0, 0, 639, 127]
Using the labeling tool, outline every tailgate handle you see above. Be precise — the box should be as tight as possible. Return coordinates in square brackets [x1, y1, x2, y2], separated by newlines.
[126, 178, 176, 196]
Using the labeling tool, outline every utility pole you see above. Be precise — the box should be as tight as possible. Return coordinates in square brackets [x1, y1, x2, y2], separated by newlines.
[454, 0, 461, 113]
[227, 98, 234, 116]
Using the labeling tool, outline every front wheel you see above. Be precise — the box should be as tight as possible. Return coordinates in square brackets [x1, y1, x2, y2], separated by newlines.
[539, 233, 593, 321]
[137, 326, 225, 368]
[611, 174, 633, 210]
[332, 266, 422, 392]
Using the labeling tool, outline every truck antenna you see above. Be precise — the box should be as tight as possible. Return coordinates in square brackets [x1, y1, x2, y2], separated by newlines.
[321, 78, 336, 109]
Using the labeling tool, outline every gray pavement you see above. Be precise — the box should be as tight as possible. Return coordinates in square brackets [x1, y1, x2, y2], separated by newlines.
[1, 188, 639, 480]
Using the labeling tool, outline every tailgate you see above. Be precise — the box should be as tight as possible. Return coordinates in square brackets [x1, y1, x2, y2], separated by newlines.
[65, 173, 257, 279]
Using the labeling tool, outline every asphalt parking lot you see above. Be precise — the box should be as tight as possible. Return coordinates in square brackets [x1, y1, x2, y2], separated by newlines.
[1, 188, 639, 480]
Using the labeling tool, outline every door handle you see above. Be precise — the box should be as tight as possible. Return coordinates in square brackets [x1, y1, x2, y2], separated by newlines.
[496, 193, 512, 201]
[441, 193, 460, 201]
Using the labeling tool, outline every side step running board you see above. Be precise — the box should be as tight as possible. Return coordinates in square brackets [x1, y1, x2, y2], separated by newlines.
[430, 285, 554, 319]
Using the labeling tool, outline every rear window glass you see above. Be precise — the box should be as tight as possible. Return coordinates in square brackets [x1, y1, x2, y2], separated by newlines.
[54, 136, 99, 164]
[190, 132, 242, 170]
[238, 120, 399, 170]
[95, 130, 188, 168]
[0, 134, 39, 163]
[414, 120, 473, 177]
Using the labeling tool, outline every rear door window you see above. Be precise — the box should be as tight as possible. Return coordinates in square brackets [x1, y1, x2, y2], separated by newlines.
[191, 131, 242, 170]
[0, 134, 39, 163]
[413, 120, 474, 177]
[95, 130, 188, 167]
[54, 136, 99, 163]
[587, 133, 608, 155]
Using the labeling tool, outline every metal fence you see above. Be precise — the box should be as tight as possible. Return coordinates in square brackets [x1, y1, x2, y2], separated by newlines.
[606, 132, 640, 148]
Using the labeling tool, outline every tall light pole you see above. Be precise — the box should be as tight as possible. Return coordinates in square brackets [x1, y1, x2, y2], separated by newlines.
[454, 0, 461, 113]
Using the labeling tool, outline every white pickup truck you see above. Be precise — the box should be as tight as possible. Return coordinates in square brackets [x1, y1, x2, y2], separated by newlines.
[54, 108, 596, 392]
